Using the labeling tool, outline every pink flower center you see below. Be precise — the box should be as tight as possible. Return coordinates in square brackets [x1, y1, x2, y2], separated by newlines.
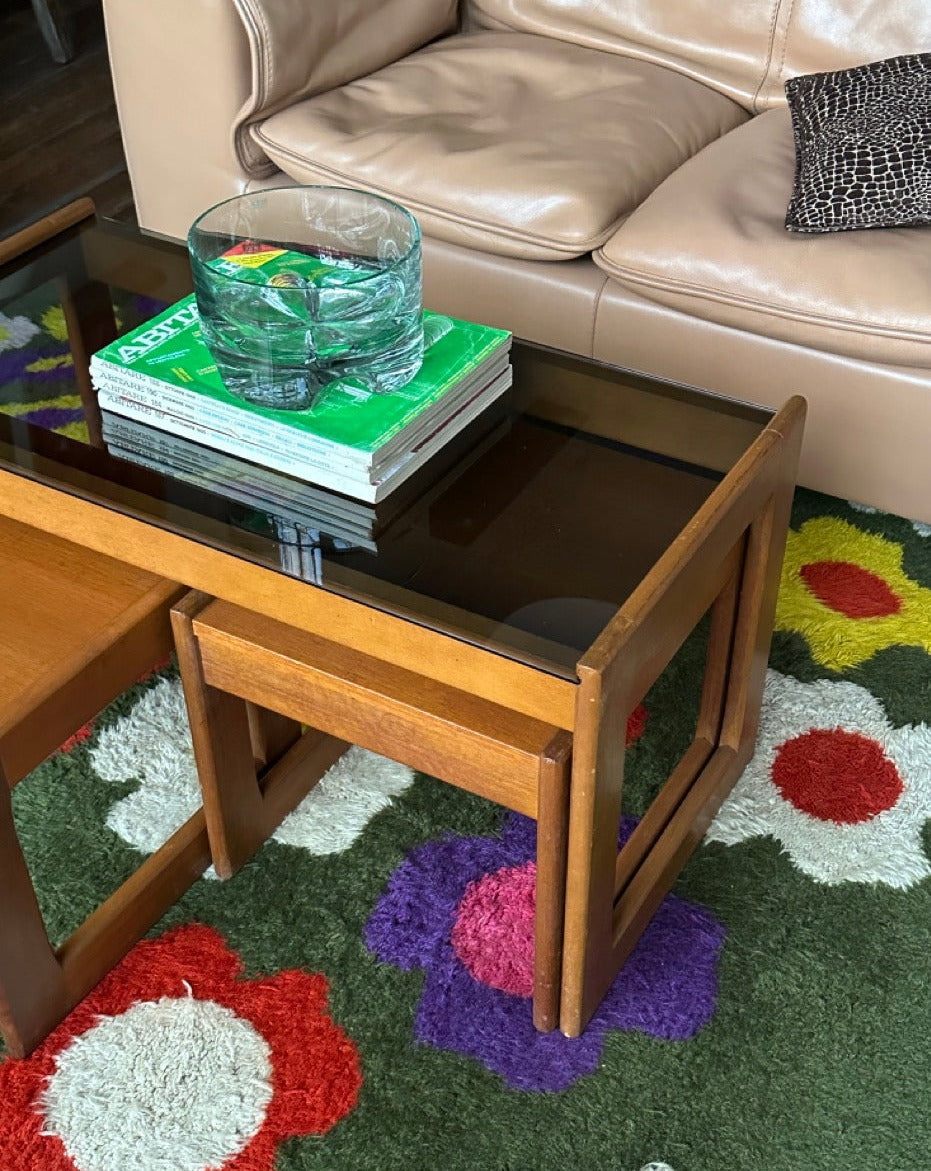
[772, 728, 904, 823]
[799, 561, 902, 618]
[451, 862, 536, 997]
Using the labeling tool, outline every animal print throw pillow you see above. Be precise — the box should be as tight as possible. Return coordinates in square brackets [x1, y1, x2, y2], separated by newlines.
[784, 53, 931, 233]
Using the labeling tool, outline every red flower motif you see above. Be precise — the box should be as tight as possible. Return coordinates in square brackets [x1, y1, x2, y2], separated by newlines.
[799, 560, 902, 618]
[626, 702, 648, 746]
[59, 720, 93, 752]
[0, 924, 361, 1170]
[772, 727, 904, 824]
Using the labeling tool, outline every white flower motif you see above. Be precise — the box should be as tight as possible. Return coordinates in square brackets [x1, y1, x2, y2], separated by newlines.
[41, 998, 272, 1171]
[90, 676, 414, 872]
[271, 750, 415, 853]
[0, 310, 40, 352]
[707, 669, 931, 888]
[92, 677, 201, 854]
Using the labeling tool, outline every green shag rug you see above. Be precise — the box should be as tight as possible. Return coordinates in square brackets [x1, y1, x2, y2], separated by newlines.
[2, 286, 931, 1171]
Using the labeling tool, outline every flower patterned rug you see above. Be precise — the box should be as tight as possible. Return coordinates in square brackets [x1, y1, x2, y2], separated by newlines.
[2, 291, 931, 1170]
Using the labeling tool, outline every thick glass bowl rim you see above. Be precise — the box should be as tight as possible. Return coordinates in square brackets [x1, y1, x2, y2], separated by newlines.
[186, 185, 422, 290]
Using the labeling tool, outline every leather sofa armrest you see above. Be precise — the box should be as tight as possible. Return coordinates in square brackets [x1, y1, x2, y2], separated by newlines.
[103, 0, 260, 241]
[103, 0, 459, 241]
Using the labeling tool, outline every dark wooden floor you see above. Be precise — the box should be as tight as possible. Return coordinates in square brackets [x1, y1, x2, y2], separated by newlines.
[0, 0, 135, 238]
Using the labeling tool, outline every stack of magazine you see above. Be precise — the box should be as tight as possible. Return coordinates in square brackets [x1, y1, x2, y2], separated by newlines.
[91, 295, 512, 504]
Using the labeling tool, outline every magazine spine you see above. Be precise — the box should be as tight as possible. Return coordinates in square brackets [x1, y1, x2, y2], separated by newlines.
[92, 361, 376, 473]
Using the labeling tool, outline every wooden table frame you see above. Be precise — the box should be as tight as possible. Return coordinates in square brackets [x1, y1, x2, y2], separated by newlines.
[0, 202, 805, 1035]
[0, 199, 117, 447]
[0, 396, 803, 1037]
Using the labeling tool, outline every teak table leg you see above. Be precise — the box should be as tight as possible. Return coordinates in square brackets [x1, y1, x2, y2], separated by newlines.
[0, 765, 212, 1058]
[0, 772, 67, 1057]
[560, 398, 805, 1037]
[172, 591, 576, 1035]
[172, 592, 350, 878]
[55, 272, 116, 448]
[533, 730, 572, 1032]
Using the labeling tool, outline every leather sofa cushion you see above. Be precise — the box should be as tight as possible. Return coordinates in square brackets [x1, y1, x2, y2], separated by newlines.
[252, 31, 748, 261]
[595, 107, 931, 369]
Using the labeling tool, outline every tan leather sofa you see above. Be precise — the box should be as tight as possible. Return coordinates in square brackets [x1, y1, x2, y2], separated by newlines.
[102, 0, 931, 523]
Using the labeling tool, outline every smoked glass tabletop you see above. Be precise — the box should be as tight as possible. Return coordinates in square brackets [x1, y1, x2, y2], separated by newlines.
[0, 215, 774, 679]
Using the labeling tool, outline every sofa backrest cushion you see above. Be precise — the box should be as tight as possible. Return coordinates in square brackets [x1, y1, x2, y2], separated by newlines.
[769, 0, 931, 107]
[465, 0, 785, 110]
[465, 0, 931, 112]
[232, 0, 458, 174]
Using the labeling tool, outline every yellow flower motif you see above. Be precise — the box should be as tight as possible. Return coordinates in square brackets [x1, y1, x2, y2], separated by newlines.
[40, 304, 69, 341]
[0, 393, 82, 417]
[26, 353, 73, 374]
[56, 420, 90, 443]
[0, 396, 89, 444]
[776, 517, 931, 670]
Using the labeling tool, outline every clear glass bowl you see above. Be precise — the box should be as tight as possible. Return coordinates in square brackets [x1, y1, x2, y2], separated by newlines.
[187, 186, 423, 411]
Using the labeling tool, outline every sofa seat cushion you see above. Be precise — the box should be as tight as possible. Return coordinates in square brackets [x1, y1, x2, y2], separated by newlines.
[595, 106, 931, 368]
[251, 31, 748, 261]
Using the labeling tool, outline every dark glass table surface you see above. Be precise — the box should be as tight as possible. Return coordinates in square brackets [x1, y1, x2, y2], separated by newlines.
[0, 216, 774, 680]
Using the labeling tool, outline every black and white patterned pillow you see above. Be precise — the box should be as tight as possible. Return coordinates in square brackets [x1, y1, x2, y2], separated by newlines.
[785, 53, 931, 233]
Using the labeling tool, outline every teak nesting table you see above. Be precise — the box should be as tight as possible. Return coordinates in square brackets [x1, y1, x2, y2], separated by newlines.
[0, 207, 804, 1037]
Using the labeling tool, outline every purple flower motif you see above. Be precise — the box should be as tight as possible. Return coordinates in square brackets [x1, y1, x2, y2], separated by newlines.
[20, 406, 85, 430]
[365, 813, 726, 1092]
[0, 341, 70, 383]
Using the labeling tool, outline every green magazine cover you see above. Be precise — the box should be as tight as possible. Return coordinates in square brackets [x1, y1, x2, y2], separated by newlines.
[91, 295, 511, 461]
